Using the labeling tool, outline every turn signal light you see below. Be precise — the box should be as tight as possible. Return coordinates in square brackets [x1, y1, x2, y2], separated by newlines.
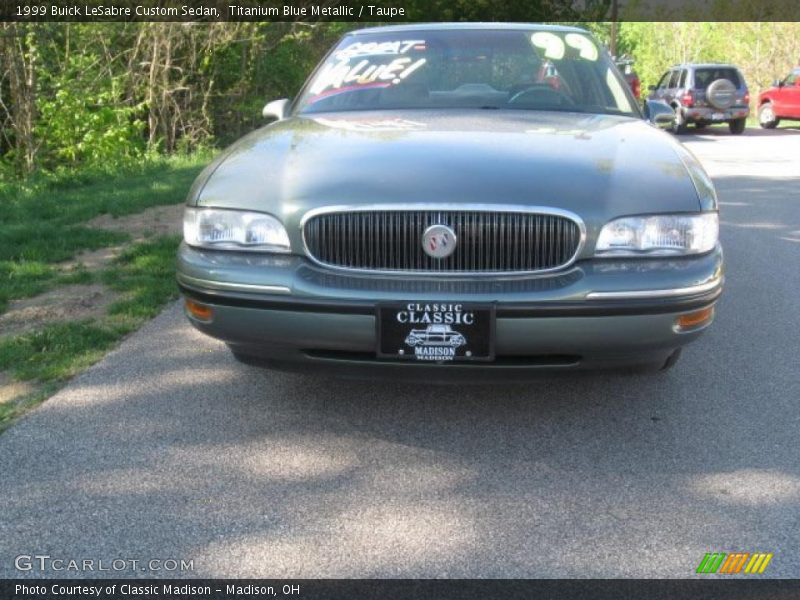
[675, 306, 714, 332]
[185, 298, 213, 321]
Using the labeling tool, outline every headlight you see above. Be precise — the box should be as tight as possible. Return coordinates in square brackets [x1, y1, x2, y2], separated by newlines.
[183, 208, 290, 253]
[595, 213, 718, 256]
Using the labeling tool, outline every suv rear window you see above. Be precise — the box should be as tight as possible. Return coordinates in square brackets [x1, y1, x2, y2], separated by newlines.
[693, 68, 741, 90]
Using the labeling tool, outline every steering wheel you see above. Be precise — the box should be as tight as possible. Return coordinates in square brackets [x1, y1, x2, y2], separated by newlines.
[508, 84, 575, 107]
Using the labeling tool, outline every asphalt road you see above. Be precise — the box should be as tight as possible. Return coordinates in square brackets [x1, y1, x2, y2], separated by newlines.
[1, 125, 799, 579]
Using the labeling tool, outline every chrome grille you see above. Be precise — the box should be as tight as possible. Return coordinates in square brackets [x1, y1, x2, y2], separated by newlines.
[302, 207, 583, 274]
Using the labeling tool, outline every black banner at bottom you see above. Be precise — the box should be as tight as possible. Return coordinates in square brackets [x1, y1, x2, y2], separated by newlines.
[3, 579, 800, 600]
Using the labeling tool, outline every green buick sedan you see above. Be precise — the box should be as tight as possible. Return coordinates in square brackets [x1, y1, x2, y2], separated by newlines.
[177, 23, 723, 379]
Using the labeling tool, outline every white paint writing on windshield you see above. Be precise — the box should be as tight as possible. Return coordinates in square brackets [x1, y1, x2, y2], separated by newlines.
[335, 39, 426, 60]
[308, 57, 427, 98]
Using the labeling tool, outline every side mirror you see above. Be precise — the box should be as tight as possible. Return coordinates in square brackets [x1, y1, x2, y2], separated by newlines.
[643, 99, 675, 129]
[262, 98, 290, 121]
[772, 79, 784, 88]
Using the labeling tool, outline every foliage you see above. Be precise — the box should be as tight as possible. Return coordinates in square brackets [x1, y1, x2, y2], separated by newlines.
[618, 22, 800, 94]
[35, 53, 146, 168]
[0, 22, 346, 174]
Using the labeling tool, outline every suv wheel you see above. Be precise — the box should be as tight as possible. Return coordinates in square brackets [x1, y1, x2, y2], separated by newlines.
[671, 107, 688, 135]
[758, 103, 779, 129]
[728, 118, 746, 135]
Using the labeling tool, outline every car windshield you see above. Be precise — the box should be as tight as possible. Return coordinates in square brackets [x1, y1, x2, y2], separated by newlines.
[295, 28, 636, 117]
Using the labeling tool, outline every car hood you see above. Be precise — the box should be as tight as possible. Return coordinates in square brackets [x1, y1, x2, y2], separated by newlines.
[192, 110, 708, 253]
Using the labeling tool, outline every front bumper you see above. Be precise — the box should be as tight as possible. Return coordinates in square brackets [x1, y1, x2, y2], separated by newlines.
[177, 243, 723, 377]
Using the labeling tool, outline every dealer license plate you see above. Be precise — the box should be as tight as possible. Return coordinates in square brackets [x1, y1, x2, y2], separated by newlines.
[377, 303, 495, 362]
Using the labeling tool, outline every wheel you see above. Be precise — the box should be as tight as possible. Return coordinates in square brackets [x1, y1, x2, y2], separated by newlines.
[758, 103, 779, 129]
[728, 118, 746, 135]
[671, 107, 688, 135]
[660, 348, 682, 372]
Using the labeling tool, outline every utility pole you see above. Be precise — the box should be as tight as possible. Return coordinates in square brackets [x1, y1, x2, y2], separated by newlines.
[610, 0, 619, 58]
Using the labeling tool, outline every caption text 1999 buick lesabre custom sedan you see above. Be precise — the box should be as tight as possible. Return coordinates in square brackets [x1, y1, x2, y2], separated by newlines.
[176, 23, 723, 380]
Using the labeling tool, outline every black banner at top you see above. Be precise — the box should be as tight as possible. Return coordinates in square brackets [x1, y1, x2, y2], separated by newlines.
[2, 0, 800, 22]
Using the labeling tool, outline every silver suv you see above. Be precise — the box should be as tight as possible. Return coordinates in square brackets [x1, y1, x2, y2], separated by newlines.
[648, 63, 750, 134]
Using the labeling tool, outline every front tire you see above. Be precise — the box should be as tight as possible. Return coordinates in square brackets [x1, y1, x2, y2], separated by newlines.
[728, 118, 746, 135]
[758, 103, 779, 129]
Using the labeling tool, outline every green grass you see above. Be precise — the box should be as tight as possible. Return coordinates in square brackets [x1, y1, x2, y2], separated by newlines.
[0, 261, 55, 314]
[0, 153, 210, 225]
[102, 235, 183, 321]
[0, 321, 127, 381]
[0, 154, 208, 310]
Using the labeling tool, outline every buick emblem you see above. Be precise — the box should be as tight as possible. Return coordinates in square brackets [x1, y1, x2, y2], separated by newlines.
[422, 224, 457, 259]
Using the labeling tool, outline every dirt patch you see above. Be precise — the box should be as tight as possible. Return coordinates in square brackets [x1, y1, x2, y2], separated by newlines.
[3, 203, 180, 336]
[86, 203, 184, 240]
[63, 245, 126, 271]
[0, 284, 119, 337]
[62, 204, 184, 272]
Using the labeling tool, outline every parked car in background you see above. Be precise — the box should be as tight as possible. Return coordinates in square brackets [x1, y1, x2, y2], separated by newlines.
[757, 68, 800, 128]
[177, 23, 723, 379]
[648, 63, 750, 134]
[615, 55, 641, 100]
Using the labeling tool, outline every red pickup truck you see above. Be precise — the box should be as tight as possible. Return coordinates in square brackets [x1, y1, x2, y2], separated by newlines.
[758, 68, 800, 128]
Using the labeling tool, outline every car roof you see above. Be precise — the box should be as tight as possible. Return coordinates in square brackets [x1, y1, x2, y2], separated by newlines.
[349, 22, 589, 36]
[671, 63, 742, 70]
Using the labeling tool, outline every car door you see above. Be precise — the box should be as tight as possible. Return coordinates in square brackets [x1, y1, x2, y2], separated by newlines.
[783, 70, 800, 117]
[666, 69, 682, 104]
[651, 70, 672, 102]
